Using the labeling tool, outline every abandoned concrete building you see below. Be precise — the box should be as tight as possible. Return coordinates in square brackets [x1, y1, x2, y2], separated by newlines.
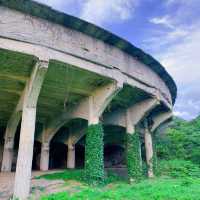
[0, 0, 177, 199]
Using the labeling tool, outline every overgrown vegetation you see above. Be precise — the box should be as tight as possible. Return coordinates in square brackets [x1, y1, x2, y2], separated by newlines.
[40, 176, 200, 200]
[157, 159, 200, 178]
[39, 116, 200, 200]
[127, 132, 142, 181]
[156, 116, 200, 164]
[85, 124, 104, 184]
[36, 170, 84, 182]
[37, 170, 125, 185]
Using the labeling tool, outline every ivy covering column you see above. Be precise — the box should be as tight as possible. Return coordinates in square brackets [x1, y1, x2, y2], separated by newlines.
[85, 123, 104, 184]
[127, 131, 142, 182]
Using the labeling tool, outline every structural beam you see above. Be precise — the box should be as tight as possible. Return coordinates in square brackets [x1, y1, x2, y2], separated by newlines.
[151, 111, 173, 132]
[13, 60, 48, 200]
[104, 98, 159, 128]
[38, 81, 121, 171]
[64, 127, 87, 147]
[124, 99, 159, 181]
[84, 81, 122, 183]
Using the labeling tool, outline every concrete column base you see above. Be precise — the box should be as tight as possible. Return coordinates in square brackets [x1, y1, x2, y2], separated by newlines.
[13, 107, 36, 200]
[67, 144, 75, 169]
[144, 125, 154, 178]
[1, 144, 14, 172]
[40, 142, 50, 171]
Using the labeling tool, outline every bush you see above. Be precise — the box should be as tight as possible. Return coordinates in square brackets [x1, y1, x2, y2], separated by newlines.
[156, 117, 200, 165]
[157, 159, 200, 178]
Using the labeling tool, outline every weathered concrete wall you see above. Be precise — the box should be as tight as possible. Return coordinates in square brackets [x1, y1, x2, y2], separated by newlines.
[0, 7, 172, 106]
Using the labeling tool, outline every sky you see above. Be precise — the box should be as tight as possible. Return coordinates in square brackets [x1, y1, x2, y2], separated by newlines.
[35, 0, 200, 120]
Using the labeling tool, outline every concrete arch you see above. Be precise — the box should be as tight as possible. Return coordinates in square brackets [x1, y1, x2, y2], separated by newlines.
[151, 111, 173, 132]
[40, 82, 121, 145]
[103, 98, 159, 133]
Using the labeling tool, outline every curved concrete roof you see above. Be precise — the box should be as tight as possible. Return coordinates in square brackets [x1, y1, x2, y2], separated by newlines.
[0, 0, 177, 104]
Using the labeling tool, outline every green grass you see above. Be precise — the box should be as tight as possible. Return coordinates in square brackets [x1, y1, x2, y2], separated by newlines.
[37, 169, 126, 185]
[40, 177, 200, 200]
[39, 160, 200, 200]
[36, 170, 84, 182]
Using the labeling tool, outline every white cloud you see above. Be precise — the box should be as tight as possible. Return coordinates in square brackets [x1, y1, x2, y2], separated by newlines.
[149, 15, 174, 29]
[166, 0, 199, 6]
[34, 0, 138, 26]
[173, 111, 191, 119]
[80, 0, 138, 26]
[147, 14, 190, 52]
[146, 0, 200, 120]
[157, 26, 200, 120]
[159, 27, 200, 85]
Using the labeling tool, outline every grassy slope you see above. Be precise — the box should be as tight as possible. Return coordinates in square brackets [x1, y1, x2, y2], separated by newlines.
[38, 117, 200, 200]
[38, 169, 200, 200]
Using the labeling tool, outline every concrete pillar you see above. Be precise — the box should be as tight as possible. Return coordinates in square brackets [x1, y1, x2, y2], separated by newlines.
[126, 111, 142, 181]
[138, 138, 142, 168]
[1, 137, 14, 172]
[67, 144, 75, 169]
[40, 142, 50, 171]
[13, 61, 48, 200]
[126, 110, 134, 134]
[1, 108, 22, 172]
[13, 106, 36, 199]
[144, 120, 154, 178]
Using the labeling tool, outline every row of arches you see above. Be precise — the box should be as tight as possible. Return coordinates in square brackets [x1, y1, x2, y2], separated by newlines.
[1, 122, 134, 171]
[32, 142, 125, 170]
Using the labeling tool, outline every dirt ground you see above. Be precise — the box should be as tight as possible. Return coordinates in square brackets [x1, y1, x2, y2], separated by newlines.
[0, 170, 66, 200]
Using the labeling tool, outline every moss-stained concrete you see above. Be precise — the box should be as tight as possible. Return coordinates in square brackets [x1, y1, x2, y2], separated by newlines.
[0, 49, 37, 125]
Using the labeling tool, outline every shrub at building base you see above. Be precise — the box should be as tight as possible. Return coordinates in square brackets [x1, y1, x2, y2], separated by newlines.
[85, 123, 104, 185]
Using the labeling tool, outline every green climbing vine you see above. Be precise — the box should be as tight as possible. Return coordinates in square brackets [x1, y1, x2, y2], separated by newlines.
[84, 124, 104, 185]
[127, 132, 142, 182]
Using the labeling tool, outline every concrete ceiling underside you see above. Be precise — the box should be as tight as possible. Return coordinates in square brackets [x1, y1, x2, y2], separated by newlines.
[0, 48, 37, 126]
[37, 60, 112, 123]
[0, 49, 152, 128]
[106, 85, 151, 112]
